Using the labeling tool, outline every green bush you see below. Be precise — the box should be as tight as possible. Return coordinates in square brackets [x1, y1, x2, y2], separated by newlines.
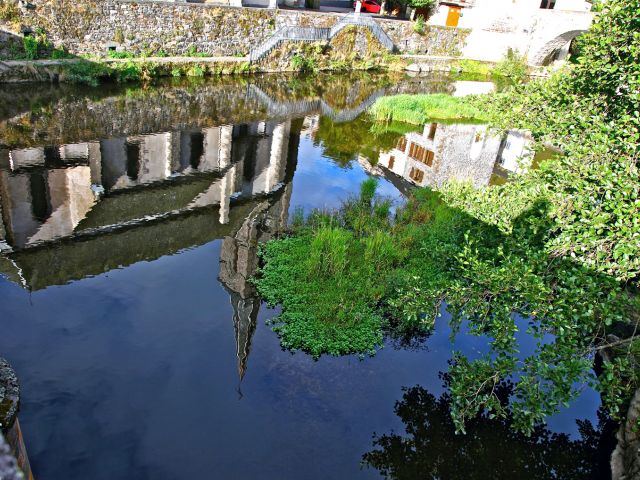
[0, 0, 19, 23]
[107, 50, 134, 59]
[186, 64, 206, 77]
[23, 35, 39, 60]
[256, 179, 415, 357]
[115, 60, 142, 82]
[291, 53, 317, 73]
[492, 48, 528, 81]
[114, 28, 125, 44]
[64, 61, 112, 86]
[413, 15, 426, 35]
[185, 45, 209, 57]
[50, 48, 72, 59]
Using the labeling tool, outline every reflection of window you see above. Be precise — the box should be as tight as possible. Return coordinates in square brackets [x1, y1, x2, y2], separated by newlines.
[409, 167, 425, 183]
[388, 156, 395, 169]
[505, 140, 512, 149]
[125, 141, 141, 180]
[474, 131, 482, 143]
[29, 172, 51, 221]
[540, 0, 555, 8]
[428, 123, 437, 140]
[408, 143, 434, 166]
[397, 137, 408, 151]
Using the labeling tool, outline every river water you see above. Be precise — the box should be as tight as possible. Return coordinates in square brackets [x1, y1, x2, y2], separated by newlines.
[0, 73, 615, 479]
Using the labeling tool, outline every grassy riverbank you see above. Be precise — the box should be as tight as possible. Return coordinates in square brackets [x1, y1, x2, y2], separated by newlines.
[255, 0, 640, 435]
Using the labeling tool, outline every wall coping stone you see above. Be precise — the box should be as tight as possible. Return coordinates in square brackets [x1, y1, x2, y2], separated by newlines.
[0, 358, 19, 434]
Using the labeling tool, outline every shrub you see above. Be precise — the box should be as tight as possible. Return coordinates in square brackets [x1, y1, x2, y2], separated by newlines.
[492, 48, 528, 81]
[185, 45, 209, 57]
[115, 60, 142, 82]
[413, 15, 426, 35]
[0, 0, 19, 23]
[23, 35, 39, 60]
[64, 61, 111, 86]
[114, 28, 125, 44]
[186, 64, 206, 77]
[50, 47, 72, 59]
[308, 227, 352, 277]
[107, 50, 134, 59]
[291, 53, 316, 73]
[360, 177, 379, 205]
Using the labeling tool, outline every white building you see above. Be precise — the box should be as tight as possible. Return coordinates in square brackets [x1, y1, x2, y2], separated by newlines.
[429, 0, 594, 65]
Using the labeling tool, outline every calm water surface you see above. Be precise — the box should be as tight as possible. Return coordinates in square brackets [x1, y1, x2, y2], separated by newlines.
[0, 73, 614, 479]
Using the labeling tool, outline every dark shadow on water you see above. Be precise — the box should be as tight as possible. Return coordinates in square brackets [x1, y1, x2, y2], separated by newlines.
[363, 383, 617, 480]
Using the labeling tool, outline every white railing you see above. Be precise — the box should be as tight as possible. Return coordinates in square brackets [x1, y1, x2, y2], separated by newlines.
[249, 13, 394, 62]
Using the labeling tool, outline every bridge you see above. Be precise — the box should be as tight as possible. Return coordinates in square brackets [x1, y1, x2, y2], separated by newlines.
[526, 10, 594, 65]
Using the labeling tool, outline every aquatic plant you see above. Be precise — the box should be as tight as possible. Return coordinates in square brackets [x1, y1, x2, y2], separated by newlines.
[256, 180, 416, 358]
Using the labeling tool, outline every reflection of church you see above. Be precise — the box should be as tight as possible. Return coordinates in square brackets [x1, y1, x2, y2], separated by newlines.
[0, 119, 302, 380]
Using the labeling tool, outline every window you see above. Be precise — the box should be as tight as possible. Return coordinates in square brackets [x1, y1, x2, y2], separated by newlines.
[428, 123, 437, 140]
[397, 136, 408, 151]
[408, 143, 434, 166]
[540, 0, 556, 8]
[409, 167, 425, 183]
[388, 156, 395, 169]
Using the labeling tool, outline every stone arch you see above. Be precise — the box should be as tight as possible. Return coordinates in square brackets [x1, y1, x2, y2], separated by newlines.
[529, 29, 586, 66]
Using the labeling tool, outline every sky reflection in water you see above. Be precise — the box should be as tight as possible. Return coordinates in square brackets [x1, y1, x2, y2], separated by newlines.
[0, 74, 611, 480]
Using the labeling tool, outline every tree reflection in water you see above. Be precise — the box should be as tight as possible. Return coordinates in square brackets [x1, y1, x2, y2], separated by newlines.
[363, 382, 616, 480]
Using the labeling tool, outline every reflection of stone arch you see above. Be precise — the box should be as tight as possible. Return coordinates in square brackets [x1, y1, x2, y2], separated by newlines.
[530, 30, 586, 66]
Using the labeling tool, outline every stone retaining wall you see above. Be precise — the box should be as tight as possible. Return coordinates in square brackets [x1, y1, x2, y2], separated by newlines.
[0, 0, 468, 58]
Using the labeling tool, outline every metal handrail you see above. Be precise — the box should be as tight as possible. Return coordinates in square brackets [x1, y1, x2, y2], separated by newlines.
[249, 12, 395, 62]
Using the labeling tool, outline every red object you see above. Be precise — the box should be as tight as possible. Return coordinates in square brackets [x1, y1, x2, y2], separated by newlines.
[353, 0, 381, 13]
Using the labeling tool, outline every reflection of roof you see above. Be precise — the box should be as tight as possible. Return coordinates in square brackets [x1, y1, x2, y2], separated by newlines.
[3, 200, 256, 291]
[76, 172, 224, 232]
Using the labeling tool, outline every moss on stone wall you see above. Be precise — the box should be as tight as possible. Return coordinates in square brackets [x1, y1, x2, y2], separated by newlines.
[425, 26, 471, 56]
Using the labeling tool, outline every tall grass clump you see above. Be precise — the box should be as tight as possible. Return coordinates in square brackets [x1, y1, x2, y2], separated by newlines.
[308, 227, 352, 277]
[256, 178, 422, 358]
[370, 94, 488, 124]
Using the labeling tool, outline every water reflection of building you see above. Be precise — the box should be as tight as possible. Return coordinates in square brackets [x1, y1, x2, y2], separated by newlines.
[0, 121, 294, 252]
[377, 122, 534, 188]
[0, 120, 302, 381]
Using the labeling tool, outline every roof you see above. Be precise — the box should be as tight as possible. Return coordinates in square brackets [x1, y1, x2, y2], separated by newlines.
[440, 0, 475, 7]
